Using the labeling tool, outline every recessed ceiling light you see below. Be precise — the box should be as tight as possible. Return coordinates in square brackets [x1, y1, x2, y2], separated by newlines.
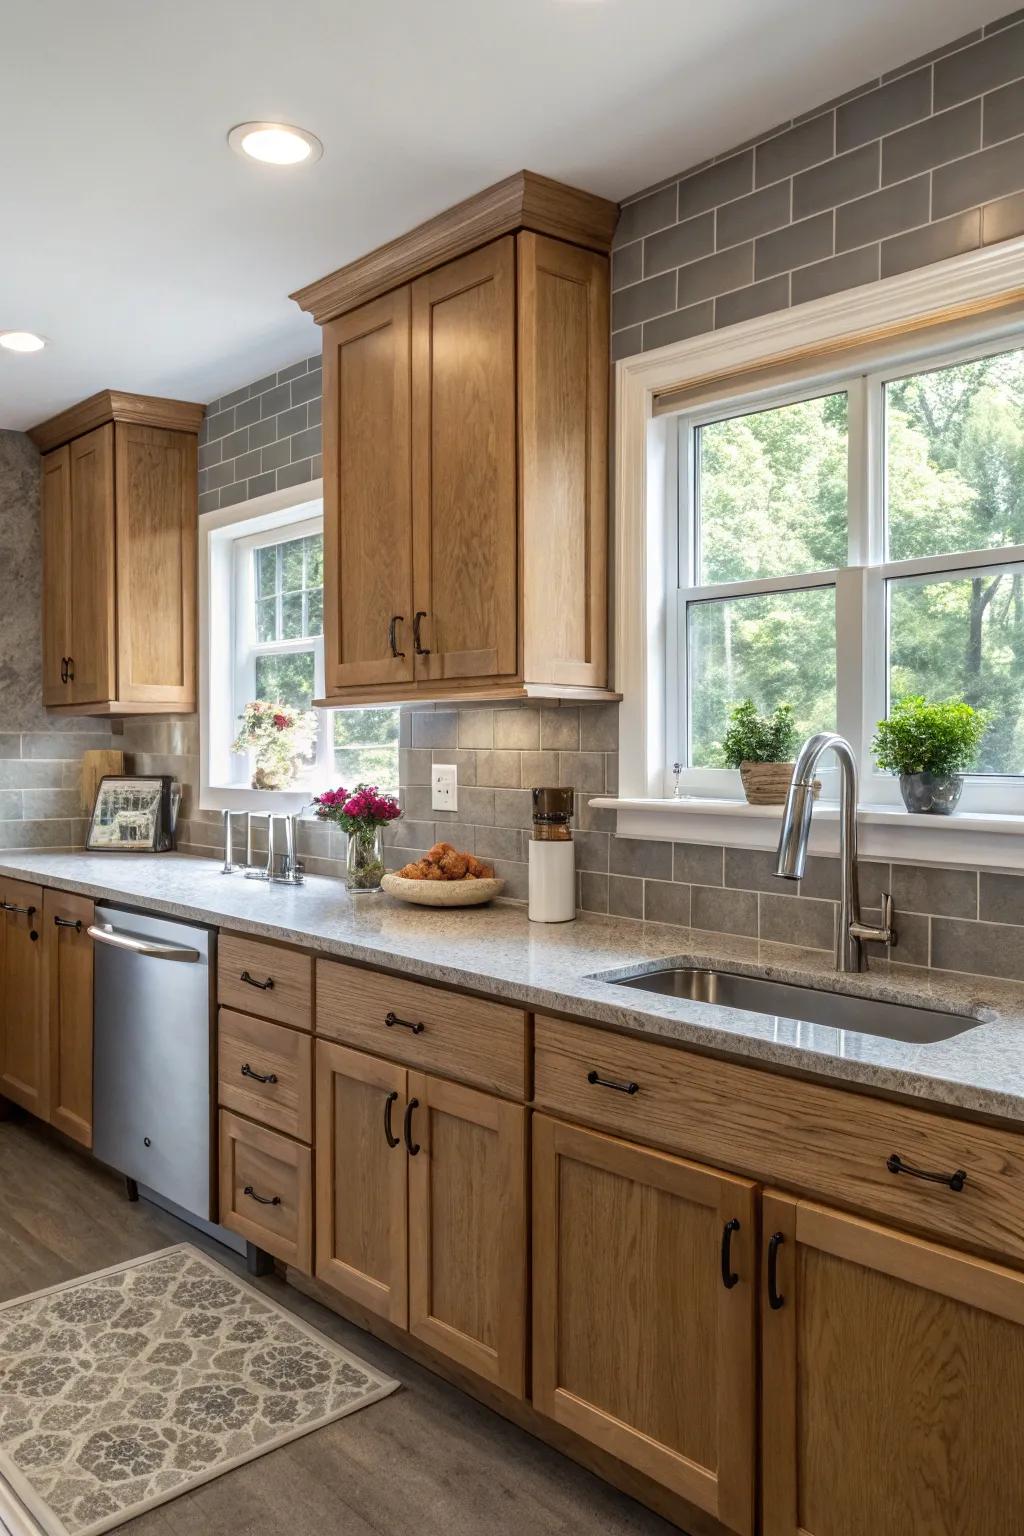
[0, 331, 46, 353]
[228, 122, 323, 166]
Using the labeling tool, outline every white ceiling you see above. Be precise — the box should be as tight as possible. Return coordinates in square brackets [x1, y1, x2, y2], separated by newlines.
[0, 0, 1003, 431]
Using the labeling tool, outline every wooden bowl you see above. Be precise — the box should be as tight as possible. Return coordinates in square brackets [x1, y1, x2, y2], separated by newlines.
[381, 873, 505, 907]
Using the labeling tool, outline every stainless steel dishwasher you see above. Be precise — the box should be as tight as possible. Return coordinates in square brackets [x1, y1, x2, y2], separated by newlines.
[91, 903, 216, 1220]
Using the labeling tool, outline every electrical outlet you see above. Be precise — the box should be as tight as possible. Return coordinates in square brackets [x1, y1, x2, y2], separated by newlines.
[431, 763, 458, 813]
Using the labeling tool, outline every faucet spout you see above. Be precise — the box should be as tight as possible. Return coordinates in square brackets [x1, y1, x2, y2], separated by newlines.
[774, 731, 893, 972]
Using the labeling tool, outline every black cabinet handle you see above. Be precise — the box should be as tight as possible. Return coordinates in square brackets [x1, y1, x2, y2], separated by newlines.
[385, 1010, 425, 1035]
[404, 1098, 420, 1156]
[388, 615, 406, 659]
[587, 1069, 638, 1095]
[240, 970, 274, 991]
[384, 1089, 400, 1149]
[767, 1231, 785, 1310]
[721, 1218, 740, 1289]
[60, 657, 68, 684]
[243, 1185, 281, 1207]
[54, 915, 83, 932]
[67, 657, 75, 681]
[413, 611, 431, 657]
[3, 903, 37, 917]
[886, 1152, 967, 1192]
[241, 1063, 278, 1086]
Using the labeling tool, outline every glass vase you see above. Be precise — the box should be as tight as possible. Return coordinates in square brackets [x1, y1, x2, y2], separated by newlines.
[345, 824, 385, 893]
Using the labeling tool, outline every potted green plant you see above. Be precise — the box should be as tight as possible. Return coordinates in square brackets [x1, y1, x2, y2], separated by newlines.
[721, 700, 804, 805]
[872, 696, 988, 814]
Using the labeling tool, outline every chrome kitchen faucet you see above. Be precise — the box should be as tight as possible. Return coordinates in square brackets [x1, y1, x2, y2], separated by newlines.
[775, 732, 894, 972]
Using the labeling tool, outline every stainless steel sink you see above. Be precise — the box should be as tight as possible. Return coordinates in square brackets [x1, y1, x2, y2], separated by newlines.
[609, 967, 982, 1044]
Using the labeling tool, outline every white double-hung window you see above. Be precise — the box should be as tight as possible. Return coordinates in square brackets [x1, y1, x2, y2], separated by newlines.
[201, 489, 399, 810]
[671, 334, 1024, 814]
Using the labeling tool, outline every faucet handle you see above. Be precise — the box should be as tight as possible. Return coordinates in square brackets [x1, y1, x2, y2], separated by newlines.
[850, 891, 895, 950]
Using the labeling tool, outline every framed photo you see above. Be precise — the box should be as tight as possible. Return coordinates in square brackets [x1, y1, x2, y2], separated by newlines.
[87, 776, 178, 853]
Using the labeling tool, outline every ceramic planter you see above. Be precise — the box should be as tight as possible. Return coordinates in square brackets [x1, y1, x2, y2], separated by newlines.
[899, 771, 964, 815]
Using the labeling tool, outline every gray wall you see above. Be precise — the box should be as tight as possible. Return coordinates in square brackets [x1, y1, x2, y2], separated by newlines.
[198, 355, 322, 515]
[0, 431, 115, 849]
[611, 14, 1024, 358]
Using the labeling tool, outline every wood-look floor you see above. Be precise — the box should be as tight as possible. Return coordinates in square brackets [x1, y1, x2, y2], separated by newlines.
[0, 1114, 677, 1536]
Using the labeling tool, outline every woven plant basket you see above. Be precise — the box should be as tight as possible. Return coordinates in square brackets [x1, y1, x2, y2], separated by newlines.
[738, 760, 820, 806]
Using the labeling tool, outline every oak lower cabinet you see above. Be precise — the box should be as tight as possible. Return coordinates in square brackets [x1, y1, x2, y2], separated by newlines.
[315, 1039, 527, 1396]
[762, 1191, 1024, 1536]
[0, 881, 47, 1119]
[532, 1115, 757, 1536]
[44, 890, 95, 1148]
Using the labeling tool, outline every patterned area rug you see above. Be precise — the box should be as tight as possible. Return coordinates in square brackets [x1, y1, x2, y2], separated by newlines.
[0, 1244, 398, 1536]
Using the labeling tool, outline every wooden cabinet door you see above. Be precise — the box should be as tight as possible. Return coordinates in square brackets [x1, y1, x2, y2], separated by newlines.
[533, 1115, 757, 1535]
[407, 1072, 526, 1396]
[44, 889, 94, 1148]
[411, 238, 518, 684]
[0, 881, 47, 1119]
[114, 423, 196, 707]
[41, 446, 73, 706]
[315, 1040, 409, 1326]
[322, 288, 415, 692]
[518, 233, 609, 690]
[762, 1192, 1024, 1536]
[67, 424, 116, 705]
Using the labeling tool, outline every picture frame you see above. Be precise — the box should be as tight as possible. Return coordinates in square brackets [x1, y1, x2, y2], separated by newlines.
[86, 775, 180, 853]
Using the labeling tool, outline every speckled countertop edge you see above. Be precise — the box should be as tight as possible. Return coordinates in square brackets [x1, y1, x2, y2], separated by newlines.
[6, 852, 1024, 1124]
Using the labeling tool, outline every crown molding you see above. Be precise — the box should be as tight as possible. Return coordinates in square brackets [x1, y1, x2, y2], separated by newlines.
[290, 170, 619, 325]
[29, 390, 206, 454]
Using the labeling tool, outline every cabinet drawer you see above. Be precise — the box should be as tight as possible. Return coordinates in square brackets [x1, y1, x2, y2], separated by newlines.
[316, 960, 527, 1099]
[218, 933, 312, 1030]
[219, 1110, 312, 1271]
[534, 1015, 1024, 1267]
[218, 1010, 312, 1142]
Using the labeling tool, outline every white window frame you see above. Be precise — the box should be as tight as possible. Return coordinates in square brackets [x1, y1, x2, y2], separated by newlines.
[602, 233, 1024, 868]
[673, 345, 1024, 813]
[231, 514, 331, 786]
[200, 480, 327, 814]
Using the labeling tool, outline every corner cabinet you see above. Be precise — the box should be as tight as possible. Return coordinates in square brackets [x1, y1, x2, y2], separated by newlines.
[31, 391, 203, 715]
[297, 170, 617, 707]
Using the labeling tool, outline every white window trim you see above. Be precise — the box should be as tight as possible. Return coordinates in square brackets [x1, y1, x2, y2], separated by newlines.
[601, 233, 1024, 868]
[199, 479, 325, 814]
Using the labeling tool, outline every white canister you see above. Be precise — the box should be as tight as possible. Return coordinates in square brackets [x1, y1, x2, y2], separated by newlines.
[529, 838, 576, 923]
[528, 787, 577, 923]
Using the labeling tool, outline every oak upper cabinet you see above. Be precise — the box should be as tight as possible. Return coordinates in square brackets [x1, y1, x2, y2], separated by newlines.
[44, 889, 95, 1149]
[31, 391, 203, 715]
[410, 239, 518, 685]
[762, 1192, 1024, 1536]
[533, 1115, 757, 1536]
[0, 880, 47, 1120]
[292, 170, 617, 706]
[322, 289, 415, 692]
[315, 1040, 528, 1396]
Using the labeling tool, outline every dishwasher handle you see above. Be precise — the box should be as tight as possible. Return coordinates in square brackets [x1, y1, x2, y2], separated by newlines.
[87, 922, 201, 962]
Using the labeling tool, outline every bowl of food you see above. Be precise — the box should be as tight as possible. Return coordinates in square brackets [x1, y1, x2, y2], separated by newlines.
[381, 842, 504, 907]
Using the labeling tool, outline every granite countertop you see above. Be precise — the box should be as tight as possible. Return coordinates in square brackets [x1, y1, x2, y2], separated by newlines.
[5, 851, 1024, 1124]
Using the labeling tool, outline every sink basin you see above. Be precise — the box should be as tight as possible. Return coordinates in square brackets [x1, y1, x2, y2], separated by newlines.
[609, 967, 982, 1044]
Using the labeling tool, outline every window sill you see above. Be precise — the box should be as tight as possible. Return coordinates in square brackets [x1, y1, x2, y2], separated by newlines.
[590, 796, 1024, 870]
